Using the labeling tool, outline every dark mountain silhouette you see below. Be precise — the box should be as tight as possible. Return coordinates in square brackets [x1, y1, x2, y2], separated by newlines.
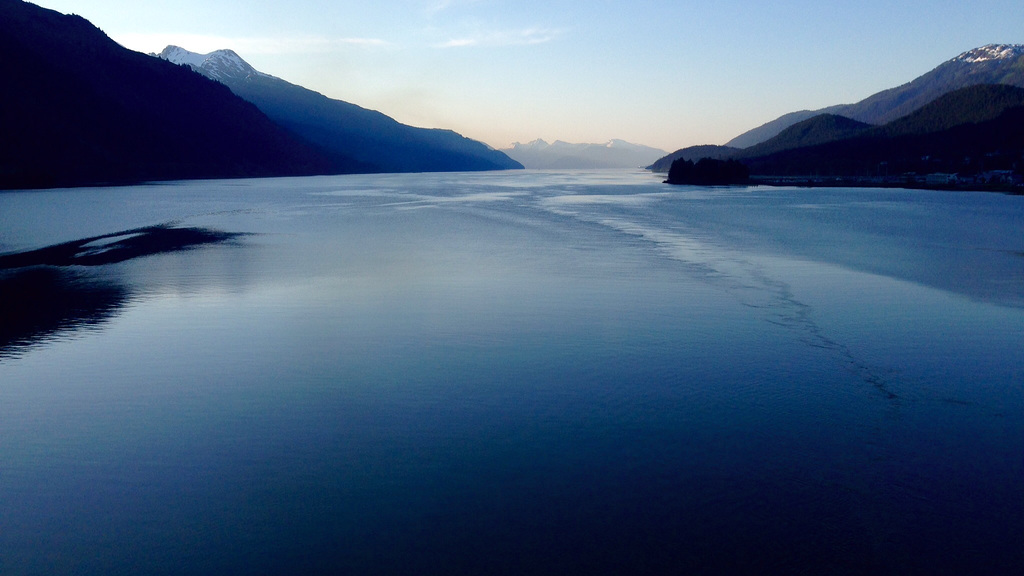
[734, 115, 872, 158]
[723, 110, 840, 151]
[741, 85, 1024, 178]
[158, 46, 522, 173]
[726, 44, 1024, 148]
[647, 145, 741, 172]
[0, 0, 338, 190]
[649, 116, 870, 172]
[652, 84, 1024, 180]
[867, 83, 1024, 138]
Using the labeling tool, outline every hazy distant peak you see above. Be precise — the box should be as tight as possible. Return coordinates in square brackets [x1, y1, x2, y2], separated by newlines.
[604, 139, 662, 151]
[158, 45, 268, 82]
[508, 139, 659, 153]
[511, 139, 550, 150]
[502, 138, 667, 169]
[953, 44, 1024, 63]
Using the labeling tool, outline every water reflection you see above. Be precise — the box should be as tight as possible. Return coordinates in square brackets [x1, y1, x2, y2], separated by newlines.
[0, 267, 128, 358]
[0, 225, 242, 358]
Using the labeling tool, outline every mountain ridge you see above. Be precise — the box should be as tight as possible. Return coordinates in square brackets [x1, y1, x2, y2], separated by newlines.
[741, 84, 1024, 178]
[867, 83, 1024, 138]
[646, 145, 741, 173]
[654, 84, 1024, 182]
[734, 115, 873, 159]
[0, 0, 335, 189]
[725, 43, 1024, 148]
[159, 46, 522, 173]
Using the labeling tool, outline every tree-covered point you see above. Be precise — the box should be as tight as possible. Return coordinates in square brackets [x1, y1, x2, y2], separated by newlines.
[666, 157, 750, 185]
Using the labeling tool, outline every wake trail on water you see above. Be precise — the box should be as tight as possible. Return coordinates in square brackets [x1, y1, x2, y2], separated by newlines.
[541, 198, 901, 400]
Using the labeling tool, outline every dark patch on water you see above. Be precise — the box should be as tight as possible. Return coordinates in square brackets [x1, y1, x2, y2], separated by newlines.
[0, 224, 244, 269]
[0, 268, 127, 358]
[0, 225, 242, 357]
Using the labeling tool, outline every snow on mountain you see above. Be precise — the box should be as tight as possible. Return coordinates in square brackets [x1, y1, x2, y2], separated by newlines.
[153, 45, 522, 172]
[157, 45, 268, 82]
[510, 139, 552, 151]
[953, 44, 1024, 64]
[726, 43, 1024, 148]
[158, 45, 206, 68]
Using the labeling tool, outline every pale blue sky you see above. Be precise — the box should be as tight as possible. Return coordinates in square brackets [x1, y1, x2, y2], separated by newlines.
[34, 0, 1024, 150]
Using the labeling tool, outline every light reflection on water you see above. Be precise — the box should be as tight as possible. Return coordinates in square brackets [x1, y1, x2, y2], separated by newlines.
[1, 170, 1023, 575]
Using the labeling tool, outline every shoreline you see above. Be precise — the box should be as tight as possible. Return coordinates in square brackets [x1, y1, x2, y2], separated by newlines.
[748, 175, 1024, 195]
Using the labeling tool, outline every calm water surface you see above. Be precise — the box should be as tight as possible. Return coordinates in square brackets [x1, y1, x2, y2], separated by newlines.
[1, 170, 1022, 574]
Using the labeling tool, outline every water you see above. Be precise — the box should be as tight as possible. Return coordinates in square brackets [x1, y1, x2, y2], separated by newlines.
[1, 170, 1022, 574]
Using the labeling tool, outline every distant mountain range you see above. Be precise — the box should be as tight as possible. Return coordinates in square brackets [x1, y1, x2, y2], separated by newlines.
[500, 139, 667, 169]
[725, 44, 1024, 149]
[0, 0, 335, 189]
[158, 46, 521, 174]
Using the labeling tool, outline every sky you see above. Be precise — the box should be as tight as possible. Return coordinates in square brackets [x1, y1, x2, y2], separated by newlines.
[32, 0, 1024, 151]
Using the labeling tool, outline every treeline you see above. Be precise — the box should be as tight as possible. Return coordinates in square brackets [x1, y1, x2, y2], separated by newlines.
[665, 157, 749, 185]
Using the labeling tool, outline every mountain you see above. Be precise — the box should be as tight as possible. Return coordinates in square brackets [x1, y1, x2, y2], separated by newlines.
[501, 139, 667, 169]
[734, 114, 873, 158]
[159, 47, 522, 173]
[723, 110, 842, 150]
[650, 115, 871, 172]
[0, 0, 334, 190]
[741, 84, 1024, 177]
[726, 44, 1024, 148]
[647, 145, 741, 173]
[868, 83, 1024, 138]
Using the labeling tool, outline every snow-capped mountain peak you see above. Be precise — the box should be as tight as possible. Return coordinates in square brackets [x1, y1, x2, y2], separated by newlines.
[605, 139, 650, 150]
[158, 45, 207, 68]
[953, 44, 1024, 64]
[508, 139, 550, 151]
[157, 45, 268, 82]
